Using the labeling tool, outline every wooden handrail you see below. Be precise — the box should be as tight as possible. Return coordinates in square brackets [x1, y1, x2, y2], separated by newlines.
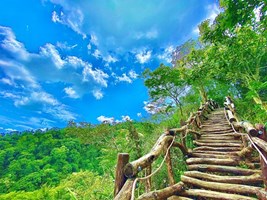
[114, 99, 218, 199]
[224, 96, 267, 190]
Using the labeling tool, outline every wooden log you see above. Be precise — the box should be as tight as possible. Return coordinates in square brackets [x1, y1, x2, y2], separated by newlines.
[137, 182, 184, 200]
[227, 110, 236, 123]
[192, 150, 240, 156]
[184, 171, 263, 185]
[114, 179, 134, 200]
[196, 139, 241, 144]
[251, 137, 267, 153]
[233, 121, 258, 136]
[145, 165, 152, 193]
[114, 153, 130, 197]
[180, 189, 255, 200]
[194, 141, 242, 147]
[181, 175, 262, 195]
[255, 124, 267, 191]
[186, 129, 201, 138]
[168, 196, 193, 200]
[189, 152, 238, 159]
[169, 126, 187, 135]
[172, 142, 188, 156]
[201, 133, 238, 137]
[188, 164, 261, 175]
[165, 141, 175, 186]
[124, 135, 173, 178]
[193, 146, 241, 152]
[200, 129, 234, 134]
[186, 157, 239, 166]
[238, 145, 254, 158]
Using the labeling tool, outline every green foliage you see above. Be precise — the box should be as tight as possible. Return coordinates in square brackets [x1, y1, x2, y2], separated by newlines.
[0, 129, 102, 193]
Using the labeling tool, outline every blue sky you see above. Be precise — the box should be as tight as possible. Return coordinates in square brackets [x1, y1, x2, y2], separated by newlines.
[0, 0, 219, 132]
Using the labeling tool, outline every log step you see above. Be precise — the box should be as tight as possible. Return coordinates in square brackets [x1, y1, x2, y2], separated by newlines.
[180, 189, 256, 200]
[188, 164, 261, 175]
[168, 196, 193, 200]
[189, 152, 238, 159]
[183, 171, 263, 185]
[181, 175, 262, 195]
[186, 157, 239, 166]
[194, 141, 242, 147]
[196, 139, 241, 143]
[193, 146, 241, 151]
[192, 150, 240, 155]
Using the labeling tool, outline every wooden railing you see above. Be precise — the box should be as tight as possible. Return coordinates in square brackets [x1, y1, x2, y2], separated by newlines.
[114, 99, 219, 200]
[224, 96, 267, 193]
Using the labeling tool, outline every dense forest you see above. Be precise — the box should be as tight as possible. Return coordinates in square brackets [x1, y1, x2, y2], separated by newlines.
[1, 0, 266, 199]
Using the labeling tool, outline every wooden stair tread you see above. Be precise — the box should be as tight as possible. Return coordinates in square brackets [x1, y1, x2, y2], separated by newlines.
[194, 141, 242, 147]
[188, 164, 261, 175]
[181, 175, 262, 195]
[189, 152, 238, 158]
[186, 157, 239, 166]
[180, 189, 257, 200]
[183, 171, 263, 185]
[193, 146, 241, 151]
[196, 139, 241, 143]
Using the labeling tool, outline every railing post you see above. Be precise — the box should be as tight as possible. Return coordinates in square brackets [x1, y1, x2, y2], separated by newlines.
[145, 165, 152, 192]
[165, 140, 175, 186]
[114, 153, 130, 197]
[256, 124, 267, 191]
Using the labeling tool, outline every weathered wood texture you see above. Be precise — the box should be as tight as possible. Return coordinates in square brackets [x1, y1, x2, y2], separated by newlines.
[114, 153, 129, 197]
[137, 182, 184, 200]
[114, 179, 134, 200]
[124, 135, 173, 178]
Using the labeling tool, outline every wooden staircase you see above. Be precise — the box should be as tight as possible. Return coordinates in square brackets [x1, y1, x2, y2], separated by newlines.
[169, 108, 264, 200]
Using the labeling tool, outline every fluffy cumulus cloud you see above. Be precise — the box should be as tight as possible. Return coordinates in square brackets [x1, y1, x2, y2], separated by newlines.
[0, 26, 110, 122]
[135, 50, 152, 64]
[97, 115, 132, 124]
[157, 46, 175, 63]
[113, 70, 138, 84]
[64, 87, 79, 98]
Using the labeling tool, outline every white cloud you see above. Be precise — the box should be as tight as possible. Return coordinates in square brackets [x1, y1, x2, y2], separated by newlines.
[0, 78, 14, 86]
[129, 70, 138, 79]
[40, 43, 66, 69]
[0, 59, 39, 89]
[5, 128, 17, 132]
[92, 89, 104, 100]
[92, 49, 101, 59]
[122, 115, 131, 122]
[113, 70, 138, 84]
[0, 91, 20, 100]
[137, 112, 142, 117]
[52, 11, 61, 23]
[206, 4, 221, 24]
[135, 29, 158, 40]
[157, 45, 174, 63]
[103, 55, 118, 63]
[192, 26, 200, 36]
[116, 73, 132, 83]
[0, 26, 29, 60]
[143, 99, 166, 115]
[135, 50, 152, 64]
[56, 41, 77, 50]
[97, 115, 114, 124]
[51, 9, 86, 39]
[82, 64, 109, 87]
[66, 56, 84, 67]
[64, 87, 79, 98]
[87, 43, 91, 50]
[90, 33, 98, 46]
